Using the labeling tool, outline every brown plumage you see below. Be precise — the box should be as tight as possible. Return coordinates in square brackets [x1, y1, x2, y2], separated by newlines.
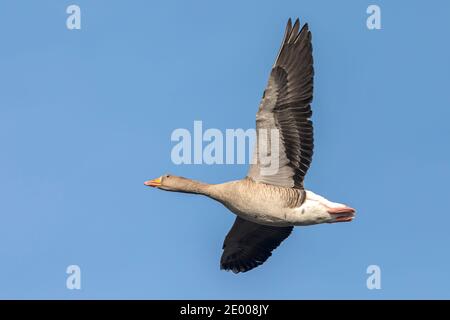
[145, 18, 355, 274]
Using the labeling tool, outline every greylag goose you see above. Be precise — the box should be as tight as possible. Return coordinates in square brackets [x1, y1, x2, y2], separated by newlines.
[145, 18, 355, 273]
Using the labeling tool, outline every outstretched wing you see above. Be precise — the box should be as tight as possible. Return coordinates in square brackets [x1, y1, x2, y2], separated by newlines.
[220, 217, 293, 273]
[248, 18, 314, 189]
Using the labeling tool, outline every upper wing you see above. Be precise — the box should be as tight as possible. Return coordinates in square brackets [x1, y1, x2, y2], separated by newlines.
[220, 216, 293, 273]
[247, 18, 314, 189]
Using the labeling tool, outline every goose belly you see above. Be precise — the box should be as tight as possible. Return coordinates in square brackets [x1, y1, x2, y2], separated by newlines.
[220, 193, 295, 227]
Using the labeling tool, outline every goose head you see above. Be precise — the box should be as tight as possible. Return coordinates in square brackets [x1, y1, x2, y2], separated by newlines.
[145, 174, 181, 190]
[144, 174, 207, 194]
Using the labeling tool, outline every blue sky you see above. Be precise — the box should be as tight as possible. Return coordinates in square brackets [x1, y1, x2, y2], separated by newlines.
[1, 0, 449, 299]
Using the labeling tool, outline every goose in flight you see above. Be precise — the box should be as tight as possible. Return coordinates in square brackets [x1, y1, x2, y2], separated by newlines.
[145, 18, 355, 273]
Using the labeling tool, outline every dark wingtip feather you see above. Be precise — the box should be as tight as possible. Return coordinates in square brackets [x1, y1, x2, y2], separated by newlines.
[287, 18, 292, 29]
[288, 19, 300, 43]
[293, 22, 310, 44]
[284, 18, 293, 44]
[220, 260, 261, 274]
[273, 18, 295, 67]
